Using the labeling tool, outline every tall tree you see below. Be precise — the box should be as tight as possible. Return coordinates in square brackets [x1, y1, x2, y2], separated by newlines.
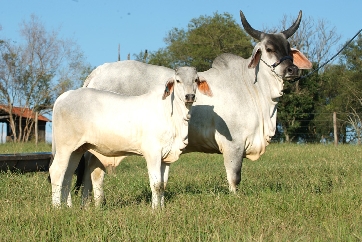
[0, 15, 90, 142]
[334, 34, 362, 143]
[310, 33, 362, 144]
[137, 12, 253, 71]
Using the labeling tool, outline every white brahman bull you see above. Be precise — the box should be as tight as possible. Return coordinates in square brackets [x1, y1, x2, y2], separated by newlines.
[77, 10, 312, 205]
[49, 67, 212, 208]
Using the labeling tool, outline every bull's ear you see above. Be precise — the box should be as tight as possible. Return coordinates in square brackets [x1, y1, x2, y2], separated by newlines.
[290, 48, 312, 69]
[248, 44, 262, 69]
[162, 78, 175, 100]
[197, 76, 213, 97]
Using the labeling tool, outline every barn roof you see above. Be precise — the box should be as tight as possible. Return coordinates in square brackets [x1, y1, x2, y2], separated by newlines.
[0, 105, 51, 122]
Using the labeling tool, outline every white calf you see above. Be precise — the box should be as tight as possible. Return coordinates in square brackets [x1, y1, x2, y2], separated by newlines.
[49, 67, 212, 208]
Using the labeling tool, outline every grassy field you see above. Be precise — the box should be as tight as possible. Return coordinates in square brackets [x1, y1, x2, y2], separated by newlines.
[0, 142, 52, 154]
[0, 143, 361, 241]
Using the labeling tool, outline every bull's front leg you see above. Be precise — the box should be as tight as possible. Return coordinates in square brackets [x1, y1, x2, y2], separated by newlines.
[222, 147, 244, 193]
[145, 152, 164, 209]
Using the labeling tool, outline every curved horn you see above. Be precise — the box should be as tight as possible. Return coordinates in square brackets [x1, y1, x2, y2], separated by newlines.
[282, 10, 302, 39]
[240, 10, 263, 41]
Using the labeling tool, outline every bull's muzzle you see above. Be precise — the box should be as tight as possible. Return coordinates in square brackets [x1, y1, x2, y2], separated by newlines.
[284, 64, 300, 80]
[185, 94, 196, 103]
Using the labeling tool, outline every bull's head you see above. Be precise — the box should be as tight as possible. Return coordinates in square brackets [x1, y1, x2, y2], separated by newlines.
[162, 67, 212, 104]
[240, 10, 312, 81]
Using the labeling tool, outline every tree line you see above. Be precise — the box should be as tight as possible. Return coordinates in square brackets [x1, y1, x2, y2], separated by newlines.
[0, 13, 361, 143]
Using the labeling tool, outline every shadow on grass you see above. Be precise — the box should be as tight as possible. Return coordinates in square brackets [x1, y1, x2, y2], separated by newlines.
[101, 181, 230, 209]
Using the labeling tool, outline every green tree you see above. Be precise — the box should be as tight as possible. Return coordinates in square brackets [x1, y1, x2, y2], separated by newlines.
[334, 33, 362, 143]
[310, 34, 362, 144]
[276, 69, 322, 143]
[139, 12, 253, 71]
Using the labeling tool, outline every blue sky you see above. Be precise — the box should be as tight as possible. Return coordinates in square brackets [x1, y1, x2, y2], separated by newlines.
[1, 0, 361, 68]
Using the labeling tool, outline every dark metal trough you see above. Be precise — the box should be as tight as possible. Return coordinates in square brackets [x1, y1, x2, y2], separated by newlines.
[0, 152, 52, 172]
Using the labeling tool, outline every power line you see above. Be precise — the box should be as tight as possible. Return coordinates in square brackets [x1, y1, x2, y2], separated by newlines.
[290, 28, 362, 83]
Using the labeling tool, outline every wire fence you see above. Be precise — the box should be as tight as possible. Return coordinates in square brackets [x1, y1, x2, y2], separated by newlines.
[275, 112, 362, 144]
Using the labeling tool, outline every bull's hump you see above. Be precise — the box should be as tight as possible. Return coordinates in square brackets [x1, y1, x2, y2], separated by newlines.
[211, 53, 242, 69]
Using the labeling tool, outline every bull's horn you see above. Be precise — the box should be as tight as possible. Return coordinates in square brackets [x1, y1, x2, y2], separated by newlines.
[239, 10, 263, 41]
[282, 10, 302, 39]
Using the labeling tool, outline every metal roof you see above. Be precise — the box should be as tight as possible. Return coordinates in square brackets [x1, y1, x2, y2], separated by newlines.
[0, 105, 51, 122]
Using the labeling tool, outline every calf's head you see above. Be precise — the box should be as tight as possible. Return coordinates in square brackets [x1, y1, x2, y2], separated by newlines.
[240, 10, 312, 80]
[162, 67, 212, 103]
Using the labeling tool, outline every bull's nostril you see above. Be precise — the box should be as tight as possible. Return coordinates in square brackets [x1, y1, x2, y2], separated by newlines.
[287, 65, 298, 75]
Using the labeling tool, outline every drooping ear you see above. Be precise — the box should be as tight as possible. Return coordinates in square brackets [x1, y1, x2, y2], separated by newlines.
[162, 78, 175, 100]
[197, 76, 213, 97]
[248, 44, 262, 69]
[290, 48, 313, 69]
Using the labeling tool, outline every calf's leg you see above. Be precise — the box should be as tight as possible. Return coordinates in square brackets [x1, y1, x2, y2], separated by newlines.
[49, 151, 82, 207]
[144, 152, 164, 209]
[160, 162, 170, 207]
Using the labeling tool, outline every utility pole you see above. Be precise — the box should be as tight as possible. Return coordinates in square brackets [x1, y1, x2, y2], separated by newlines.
[143, 49, 148, 63]
[118, 44, 120, 61]
[333, 112, 338, 146]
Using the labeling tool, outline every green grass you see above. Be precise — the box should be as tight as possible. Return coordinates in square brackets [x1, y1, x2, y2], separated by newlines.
[0, 142, 52, 154]
[0, 144, 361, 241]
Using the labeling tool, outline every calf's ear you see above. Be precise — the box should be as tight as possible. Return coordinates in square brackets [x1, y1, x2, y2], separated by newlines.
[197, 76, 213, 97]
[248, 43, 262, 69]
[290, 48, 313, 69]
[162, 78, 175, 100]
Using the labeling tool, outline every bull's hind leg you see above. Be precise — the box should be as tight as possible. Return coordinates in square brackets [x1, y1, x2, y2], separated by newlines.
[88, 154, 106, 207]
[144, 152, 164, 209]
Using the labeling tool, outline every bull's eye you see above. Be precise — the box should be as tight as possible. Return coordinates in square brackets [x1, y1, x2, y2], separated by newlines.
[266, 48, 274, 53]
[195, 79, 198, 83]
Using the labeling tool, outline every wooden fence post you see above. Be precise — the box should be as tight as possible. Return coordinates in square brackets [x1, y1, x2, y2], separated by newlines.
[333, 112, 338, 146]
[35, 112, 38, 146]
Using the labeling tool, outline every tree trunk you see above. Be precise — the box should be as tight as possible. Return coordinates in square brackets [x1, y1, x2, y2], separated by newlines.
[35, 112, 38, 145]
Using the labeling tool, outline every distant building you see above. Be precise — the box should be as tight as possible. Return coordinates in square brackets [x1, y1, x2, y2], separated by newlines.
[0, 105, 51, 142]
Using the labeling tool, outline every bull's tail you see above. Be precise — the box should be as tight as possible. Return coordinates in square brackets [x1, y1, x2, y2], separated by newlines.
[73, 154, 86, 195]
